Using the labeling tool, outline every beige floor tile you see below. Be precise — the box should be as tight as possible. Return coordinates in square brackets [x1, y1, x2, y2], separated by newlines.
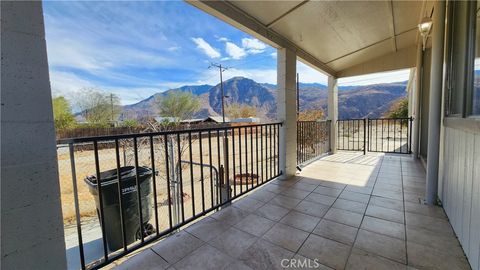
[404, 201, 446, 219]
[291, 181, 318, 192]
[313, 186, 342, 197]
[279, 210, 320, 232]
[318, 180, 347, 190]
[407, 241, 470, 270]
[185, 217, 230, 242]
[324, 208, 363, 227]
[375, 182, 403, 191]
[256, 202, 290, 221]
[261, 184, 288, 194]
[305, 193, 337, 206]
[248, 189, 277, 203]
[262, 223, 310, 252]
[281, 188, 311, 200]
[405, 212, 453, 234]
[354, 229, 406, 264]
[365, 204, 405, 224]
[115, 249, 169, 270]
[298, 234, 351, 270]
[233, 197, 265, 212]
[339, 191, 370, 204]
[209, 227, 258, 258]
[294, 200, 330, 218]
[313, 219, 358, 245]
[372, 188, 403, 201]
[174, 244, 232, 270]
[234, 213, 276, 237]
[269, 194, 302, 209]
[239, 239, 294, 270]
[346, 248, 407, 270]
[332, 198, 367, 214]
[297, 176, 323, 186]
[369, 195, 404, 211]
[222, 260, 253, 270]
[403, 191, 423, 203]
[344, 185, 373, 195]
[361, 216, 405, 240]
[151, 231, 204, 264]
[406, 226, 465, 257]
[210, 206, 250, 225]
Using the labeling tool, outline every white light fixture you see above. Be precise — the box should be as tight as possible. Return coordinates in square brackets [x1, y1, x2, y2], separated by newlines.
[418, 16, 433, 51]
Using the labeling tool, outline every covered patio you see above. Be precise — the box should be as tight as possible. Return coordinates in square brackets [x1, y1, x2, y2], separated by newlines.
[112, 152, 469, 270]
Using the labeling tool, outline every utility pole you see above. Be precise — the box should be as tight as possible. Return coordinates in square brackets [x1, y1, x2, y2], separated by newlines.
[209, 63, 228, 123]
[110, 93, 114, 123]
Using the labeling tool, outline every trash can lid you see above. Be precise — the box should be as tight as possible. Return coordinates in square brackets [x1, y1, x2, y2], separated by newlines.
[85, 166, 152, 185]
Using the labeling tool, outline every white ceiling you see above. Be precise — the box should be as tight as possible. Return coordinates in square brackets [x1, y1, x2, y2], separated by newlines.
[190, 0, 433, 76]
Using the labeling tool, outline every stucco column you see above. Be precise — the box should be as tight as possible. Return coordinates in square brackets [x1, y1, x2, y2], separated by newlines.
[277, 48, 297, 178]
[1, 2, 67, 269]
[413, 43, 424, 158]
[328, 76, 338, 153]
[425, 0, 446, 205]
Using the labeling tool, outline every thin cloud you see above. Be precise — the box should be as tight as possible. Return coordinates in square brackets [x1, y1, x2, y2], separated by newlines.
[191, 37, 221, 58]
[242, 38, 267, 54]
[225, 42, 246, 59]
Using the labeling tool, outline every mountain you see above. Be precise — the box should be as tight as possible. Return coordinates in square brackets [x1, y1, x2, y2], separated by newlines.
[121, 77, 407, 120]
[209, 77, 276, 117]
[122, 84, 213, 119]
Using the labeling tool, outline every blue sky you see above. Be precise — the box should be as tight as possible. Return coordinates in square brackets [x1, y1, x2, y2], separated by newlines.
[43, 1, 409, 105]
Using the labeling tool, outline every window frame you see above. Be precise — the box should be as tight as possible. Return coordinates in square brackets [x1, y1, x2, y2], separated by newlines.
[445, 0, 479, 118]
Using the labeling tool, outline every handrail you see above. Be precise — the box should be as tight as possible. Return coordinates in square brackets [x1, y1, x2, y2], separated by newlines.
[57, 122, 283, 144]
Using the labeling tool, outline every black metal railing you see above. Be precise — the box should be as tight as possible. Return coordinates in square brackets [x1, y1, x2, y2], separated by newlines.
[297, 120, 331, 165]
[337, 117, 413, 154]
[337, 119, 367, 152]
[57, 123, 281, 270]
[367, 117, 413, 154]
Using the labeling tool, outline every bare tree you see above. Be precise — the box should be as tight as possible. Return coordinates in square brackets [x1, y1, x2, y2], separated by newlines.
[75, 88, 121, 125]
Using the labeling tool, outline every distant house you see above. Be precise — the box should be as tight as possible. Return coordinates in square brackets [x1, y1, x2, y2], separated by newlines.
[231, 117, 260, 123]
[153, 116, 178, 123]
[181, 116, 230, 124]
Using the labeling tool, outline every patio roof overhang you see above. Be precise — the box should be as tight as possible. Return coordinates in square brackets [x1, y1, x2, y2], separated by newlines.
[187, 0, 435, 77]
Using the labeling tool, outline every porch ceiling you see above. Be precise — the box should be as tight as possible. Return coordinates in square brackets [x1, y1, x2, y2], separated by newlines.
[187, 0, 434, 77]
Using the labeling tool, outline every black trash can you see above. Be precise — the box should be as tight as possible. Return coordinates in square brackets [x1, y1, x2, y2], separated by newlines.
[84, 166, 153, 252]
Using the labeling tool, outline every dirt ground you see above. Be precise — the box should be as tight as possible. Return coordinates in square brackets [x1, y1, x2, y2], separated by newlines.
[58, 131, 280, 232]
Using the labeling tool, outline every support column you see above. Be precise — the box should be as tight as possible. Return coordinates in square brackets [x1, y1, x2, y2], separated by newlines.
[277, 48, 297, 178]
[328, 76, 338, 153]
[1, 2, 67, 269]
[413, 43, 424, 158]
[426, 0, 446, 205]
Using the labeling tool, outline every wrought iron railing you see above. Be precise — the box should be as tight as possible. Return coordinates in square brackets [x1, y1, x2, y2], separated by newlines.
[297, 120, 331, 165]
[337, 117, 412, 154]
[57, 123, 281, 270]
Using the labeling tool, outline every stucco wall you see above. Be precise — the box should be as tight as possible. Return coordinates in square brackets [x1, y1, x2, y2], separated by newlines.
[1, 2, 67, 269]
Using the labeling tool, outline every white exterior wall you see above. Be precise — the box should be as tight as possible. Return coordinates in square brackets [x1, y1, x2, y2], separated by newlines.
[1, 2, 67, 269]
[441, 127, 480, 270]
[277, 48, 297, 178]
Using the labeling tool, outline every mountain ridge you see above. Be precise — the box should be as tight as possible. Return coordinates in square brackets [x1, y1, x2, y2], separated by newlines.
[122, 76, 407, 120]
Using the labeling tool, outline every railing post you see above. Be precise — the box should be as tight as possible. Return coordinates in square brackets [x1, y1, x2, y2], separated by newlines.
[363, 118, 367, 155]
[222, 134, 231, 205]
[409, 117, 413, 154]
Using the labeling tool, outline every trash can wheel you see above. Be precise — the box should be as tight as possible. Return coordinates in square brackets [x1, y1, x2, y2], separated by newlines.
[136, 223, 155, 239]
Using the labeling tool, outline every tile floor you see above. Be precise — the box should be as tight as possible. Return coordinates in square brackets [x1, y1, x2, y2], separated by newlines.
[113, 152, 471, 270]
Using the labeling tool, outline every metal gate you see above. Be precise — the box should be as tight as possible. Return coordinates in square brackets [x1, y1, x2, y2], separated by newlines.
[337, 117, 413, 154]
